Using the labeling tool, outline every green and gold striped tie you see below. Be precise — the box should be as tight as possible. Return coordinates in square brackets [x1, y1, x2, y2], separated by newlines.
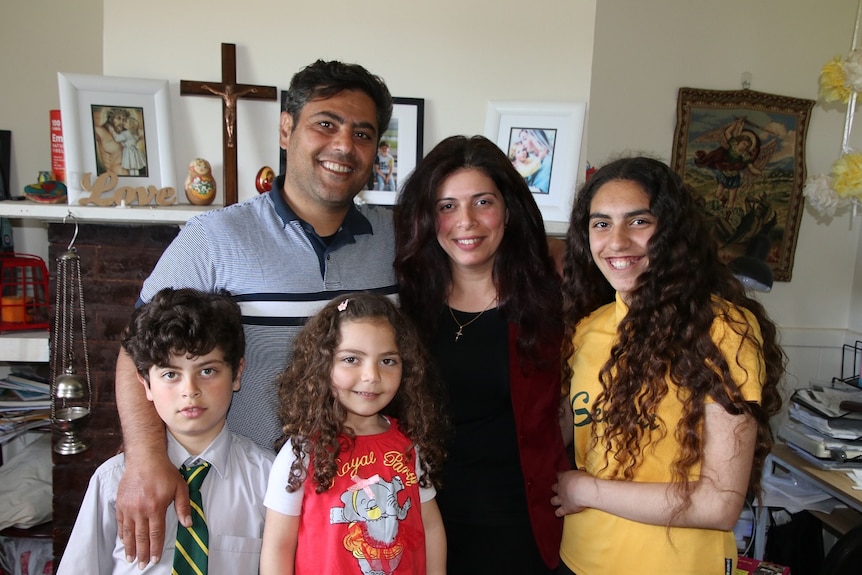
[172, 461, 210, 575]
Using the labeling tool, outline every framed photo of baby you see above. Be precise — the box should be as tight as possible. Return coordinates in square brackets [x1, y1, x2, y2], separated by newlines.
[671, 87, 814, 282]
[485, 101, 586, 224]
[506, 128, 557, 195]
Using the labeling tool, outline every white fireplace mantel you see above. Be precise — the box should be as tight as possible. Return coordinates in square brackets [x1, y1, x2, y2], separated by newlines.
[0, 199, 216, 225]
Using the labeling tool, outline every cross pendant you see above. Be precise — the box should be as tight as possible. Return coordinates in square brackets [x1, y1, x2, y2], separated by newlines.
[454, 328, 463, 342]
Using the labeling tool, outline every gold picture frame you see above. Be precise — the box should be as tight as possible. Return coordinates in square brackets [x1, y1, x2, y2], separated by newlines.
[671, 87, 814, 282]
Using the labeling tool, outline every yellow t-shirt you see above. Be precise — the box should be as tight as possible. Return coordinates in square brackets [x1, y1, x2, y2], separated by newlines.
[561, 294, 764, 575]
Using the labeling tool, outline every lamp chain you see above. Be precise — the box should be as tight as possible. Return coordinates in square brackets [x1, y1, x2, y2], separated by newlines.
[50, 247, 92, 419]
[73, 252, 92, 408]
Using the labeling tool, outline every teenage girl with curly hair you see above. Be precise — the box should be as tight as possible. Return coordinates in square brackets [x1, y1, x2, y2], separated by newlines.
[552, 156, 784, 575]
[260, 292, 447, 575]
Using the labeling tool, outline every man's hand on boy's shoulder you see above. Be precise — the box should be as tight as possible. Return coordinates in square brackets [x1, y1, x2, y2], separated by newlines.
[116, 454, 191, 567]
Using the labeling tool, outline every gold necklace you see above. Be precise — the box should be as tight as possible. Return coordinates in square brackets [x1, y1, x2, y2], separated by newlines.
[447, 298, 496, 342]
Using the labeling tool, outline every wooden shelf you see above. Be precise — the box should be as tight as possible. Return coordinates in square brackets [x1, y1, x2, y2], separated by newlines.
[811, 507, 862, 536]
[0, 332, 50, 363]
[0, 199, 216, 225]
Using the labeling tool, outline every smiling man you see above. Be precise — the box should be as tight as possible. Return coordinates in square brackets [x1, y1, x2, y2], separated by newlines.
[112, 60, 398, 567]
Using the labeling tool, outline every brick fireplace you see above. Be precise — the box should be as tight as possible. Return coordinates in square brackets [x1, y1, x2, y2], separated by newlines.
[47, 222, 179, 565]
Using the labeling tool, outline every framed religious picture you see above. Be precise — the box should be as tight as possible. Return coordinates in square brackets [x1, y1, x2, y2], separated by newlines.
[671, 87, 814, 282]
[58, 73, 177, 206]
[484, 101, 586, 224]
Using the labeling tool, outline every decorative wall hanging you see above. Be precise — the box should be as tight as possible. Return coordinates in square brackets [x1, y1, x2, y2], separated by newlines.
[484, 101, 586, 223]
[58, 73, 177, 207]
[671, 88, 814, 282]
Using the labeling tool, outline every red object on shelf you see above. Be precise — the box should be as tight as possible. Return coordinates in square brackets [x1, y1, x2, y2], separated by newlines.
[736, 556, 790, 575]
[0, 253, 50, 333]
[51, 109, 65, 184]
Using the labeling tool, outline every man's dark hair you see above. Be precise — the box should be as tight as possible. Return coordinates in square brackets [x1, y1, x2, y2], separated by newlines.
[283, 60, 393, 141]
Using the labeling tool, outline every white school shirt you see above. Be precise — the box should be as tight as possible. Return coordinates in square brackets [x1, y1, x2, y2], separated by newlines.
[57, 425, 274, 575]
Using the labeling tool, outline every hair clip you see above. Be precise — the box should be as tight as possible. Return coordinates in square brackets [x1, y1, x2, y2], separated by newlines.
[337, 299, 349, 312]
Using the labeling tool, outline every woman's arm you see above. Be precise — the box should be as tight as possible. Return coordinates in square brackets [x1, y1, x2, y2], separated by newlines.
[552, 403, 755, 530]
[421, 499, 447, 575]
[260, 509, 299, 575]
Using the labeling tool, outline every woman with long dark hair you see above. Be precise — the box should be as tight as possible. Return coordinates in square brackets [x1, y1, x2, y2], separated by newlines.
[394, 135, 568, 574]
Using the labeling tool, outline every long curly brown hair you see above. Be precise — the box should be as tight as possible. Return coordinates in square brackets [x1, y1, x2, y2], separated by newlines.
[393, 135, 562, 363]
[275, 292, 447, 494]
[561, 157, 784, 516]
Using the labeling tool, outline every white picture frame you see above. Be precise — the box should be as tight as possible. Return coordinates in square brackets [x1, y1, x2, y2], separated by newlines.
[359, 97, 424, 205]
[484, 100, 586, 224]
[58, 73, 177, 205]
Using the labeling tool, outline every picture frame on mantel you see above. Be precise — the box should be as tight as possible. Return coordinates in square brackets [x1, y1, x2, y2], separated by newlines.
[58, 73, 177, 206]
[485, 100, 586, 224]
[277, 95, 425, 206]
[359, 97, 424, 205]
[671, 87, 814, 282]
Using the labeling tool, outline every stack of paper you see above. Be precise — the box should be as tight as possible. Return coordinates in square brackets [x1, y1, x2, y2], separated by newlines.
[781, 384, 862, 468]
[0, 372, 50, 442]
[846, 469, 862, 490]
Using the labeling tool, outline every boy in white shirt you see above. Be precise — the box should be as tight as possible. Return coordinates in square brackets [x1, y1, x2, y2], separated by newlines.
[57, 288, 274, 574]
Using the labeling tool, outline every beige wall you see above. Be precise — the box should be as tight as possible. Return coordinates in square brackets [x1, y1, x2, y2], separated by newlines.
[101, 0, 596, 213]
[2, 0, 860, 404]
[588, 1, 862, 407]
[590, 0, 861, 332]
[0, 0, 102, 255]
[0, 1, 102, 193]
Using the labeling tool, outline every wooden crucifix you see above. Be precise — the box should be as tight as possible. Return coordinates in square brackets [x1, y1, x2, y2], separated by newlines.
[180, 43, 277, 206]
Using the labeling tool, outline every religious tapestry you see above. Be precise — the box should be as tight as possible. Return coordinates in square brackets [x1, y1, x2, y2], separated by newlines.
[671, 88, 814, 282]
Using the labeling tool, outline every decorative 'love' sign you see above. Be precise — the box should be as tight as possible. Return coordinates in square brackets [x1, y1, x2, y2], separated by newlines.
[76, 172, 177, 206]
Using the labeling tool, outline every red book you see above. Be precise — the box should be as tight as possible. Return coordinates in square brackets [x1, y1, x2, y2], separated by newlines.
[736, 556, 790, 575]
[50, 109, 65, 183]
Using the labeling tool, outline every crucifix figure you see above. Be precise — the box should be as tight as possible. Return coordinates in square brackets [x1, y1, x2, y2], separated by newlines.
[180, 43, 277, 206]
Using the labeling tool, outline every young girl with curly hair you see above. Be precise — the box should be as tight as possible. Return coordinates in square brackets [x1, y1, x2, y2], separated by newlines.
[552, 156, 784, 575]
[260, 293, 447, 575]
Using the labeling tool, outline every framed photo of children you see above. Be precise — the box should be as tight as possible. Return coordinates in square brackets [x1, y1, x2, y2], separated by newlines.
[359, 97, 425, 205]
[58, 73, 177, 206]
[484, 101, 586, 223]
[278, 96, 424, 206]
[670, 88, 814, 282]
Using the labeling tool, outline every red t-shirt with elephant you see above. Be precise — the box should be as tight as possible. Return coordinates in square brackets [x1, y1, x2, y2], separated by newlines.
[264, 418, 435, 574]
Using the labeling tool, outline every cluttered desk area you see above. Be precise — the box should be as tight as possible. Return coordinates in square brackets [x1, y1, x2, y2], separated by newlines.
[751, 342, 862, 574]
